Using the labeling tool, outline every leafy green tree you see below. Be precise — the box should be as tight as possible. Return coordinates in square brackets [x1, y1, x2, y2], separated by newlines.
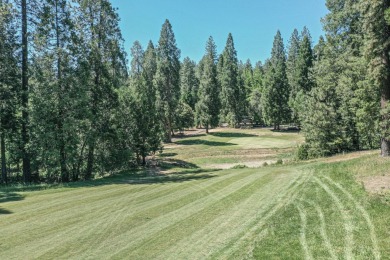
[219, 33, 241, 126]
[261, 31, 290, 130]
[155, 19, 181, 142]
[195, 36, 220, 133]
[180, 57, 198, 109]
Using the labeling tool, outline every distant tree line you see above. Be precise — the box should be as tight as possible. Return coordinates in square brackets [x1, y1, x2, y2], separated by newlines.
[1, 0, 389, 184]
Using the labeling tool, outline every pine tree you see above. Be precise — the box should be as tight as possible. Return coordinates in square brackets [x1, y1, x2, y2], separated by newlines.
[289, 28, 314, 126]
[76, 0, 127, 178]
[220, 33, 240, 126]
[130, 40, 144, 77]
[143, 40, 157, 84]
[313, 36, 326, 61]
[301, 44, 343, 157]
[195, 36, 220, 133]
[20, 0, 32, 182]
[301, 0, 374, 156]
[261, 30, 290, 130]
[0, 0, 18, 184]
[361, 0, 390, 156]
[155, 19, 181, 142]
[239, 59, 252, 117]
[119, 77, 161, 166]
[29, 0, 81, 182]
[248, 62, 264, 125]
[180, 57, 198, 110]
[286, 29, 300, 94]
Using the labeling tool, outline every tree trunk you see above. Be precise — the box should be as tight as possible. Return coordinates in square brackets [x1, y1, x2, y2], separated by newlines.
[1, 132, 7, 184]
[85, 144, 94, 180]
[165, 120, 172, 143]
[21, 0, 31, 183]
[54, 0, 68, 182]
[206, 124, 209, 134]
[381, 138, 390, 156]
[381, 44, 390, 156]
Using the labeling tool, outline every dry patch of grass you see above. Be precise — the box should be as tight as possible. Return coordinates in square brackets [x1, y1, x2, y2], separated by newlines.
[321, 150, 377, 163]
[361, 176, 390, 193]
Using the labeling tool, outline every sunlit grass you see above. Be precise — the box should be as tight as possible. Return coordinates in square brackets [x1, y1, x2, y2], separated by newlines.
[0, 128, 389, 259]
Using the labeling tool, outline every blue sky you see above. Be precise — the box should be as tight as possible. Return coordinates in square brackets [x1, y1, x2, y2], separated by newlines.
[110, 0, 328, 64]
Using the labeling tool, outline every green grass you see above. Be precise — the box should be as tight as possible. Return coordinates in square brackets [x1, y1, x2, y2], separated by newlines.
[1, 128, 389, 259]
[164, 128, 303, 169]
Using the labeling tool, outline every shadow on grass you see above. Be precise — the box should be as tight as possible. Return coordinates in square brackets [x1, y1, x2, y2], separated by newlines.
[0, 191, 25, 215]
[164, 168, 222, 175]
[0, 192, 25, 203]
[271, 128, 300, 133]
[0, 208, 12, 214]
[160, 158, 199, 170]
[175, 139, 236, 146]
[210, 132, 258, 138]
[173, 133, 207, 139]
[0, 159, 215, 192]
[158, 153, 178, 157]
[124, 173, 216, 185]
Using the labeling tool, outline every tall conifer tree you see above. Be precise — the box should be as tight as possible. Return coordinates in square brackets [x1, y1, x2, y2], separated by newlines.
[31, 0, 77, 182]
[220, 33, 240, 126]
[76, 0, 127, 178]
[195, 36, 220, 133]
[362, 0, 390, 156]
[0, 0, 18, 184]
[180, 57, 198, 110]
[155, 19, 181, 142]
[261, 30, 290, 130]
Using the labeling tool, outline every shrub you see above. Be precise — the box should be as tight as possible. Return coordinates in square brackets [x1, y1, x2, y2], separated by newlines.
[231, 164, 248, 169]
[275, 159, 283, 165]
[296, 143, 309, 160]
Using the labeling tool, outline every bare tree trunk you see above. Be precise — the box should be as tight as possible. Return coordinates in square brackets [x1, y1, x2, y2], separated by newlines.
[85, 144, 94, 180]
[142, 155, 146, 166]
[1, 132, 7, 184]
[381, 44, 390, 156]
[21, 0, 31, 183]
[54, 0, 68, 182]
[165, 120, 172, 143]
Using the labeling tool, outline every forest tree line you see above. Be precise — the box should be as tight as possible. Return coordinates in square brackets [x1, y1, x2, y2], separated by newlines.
[0, 0, 390, 184]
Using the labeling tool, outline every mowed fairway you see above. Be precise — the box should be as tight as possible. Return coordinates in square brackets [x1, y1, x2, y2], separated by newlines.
[1, 128, 389, 259]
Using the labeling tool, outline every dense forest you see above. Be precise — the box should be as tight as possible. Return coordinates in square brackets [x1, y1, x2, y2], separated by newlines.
[0, 0, 389, 184]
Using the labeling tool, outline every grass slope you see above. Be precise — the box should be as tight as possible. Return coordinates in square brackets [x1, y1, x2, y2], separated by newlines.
[165, 128, 304, 169]
[1, 128, 389, 259]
